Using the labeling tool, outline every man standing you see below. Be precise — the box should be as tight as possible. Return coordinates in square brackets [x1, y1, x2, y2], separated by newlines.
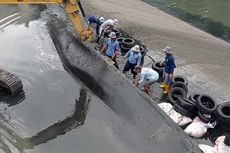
[122, 45, 142, 79]
[88, 15, 104, 35]
[160, 46, 176, 94]
[96, 19, 118, 43]
[134, 66, 159, 95]
[100, 32, 120, 69]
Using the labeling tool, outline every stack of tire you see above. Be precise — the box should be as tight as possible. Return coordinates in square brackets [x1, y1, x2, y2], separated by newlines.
[168, 76, 196, 118]
[120, 38, 135, 53]
[194, 94, 217, 123]
[217, 102, 230, 131]
[167, 75, 218, 122]
[167, 75, 188, 105]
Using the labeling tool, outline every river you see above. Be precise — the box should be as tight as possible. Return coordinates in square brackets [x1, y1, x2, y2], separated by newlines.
[0, 5, 139, 153]
[144, 0, 230, 42]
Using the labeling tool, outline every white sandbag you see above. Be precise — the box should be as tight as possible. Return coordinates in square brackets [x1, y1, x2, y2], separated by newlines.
[157, 103, 192, 126]
[198, 144, 215, 153]
[168, 109, 192, 126]
[157, 103, 173, 115]
[215, 136, 230, 153]
[184, 117, 214, 138]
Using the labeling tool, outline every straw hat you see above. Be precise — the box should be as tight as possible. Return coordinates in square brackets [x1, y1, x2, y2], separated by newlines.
[133, 45, 140, 52]
[109, 32, 116, 39]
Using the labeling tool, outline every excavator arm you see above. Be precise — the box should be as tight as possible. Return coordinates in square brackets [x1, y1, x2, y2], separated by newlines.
[0, 0, 93, 41]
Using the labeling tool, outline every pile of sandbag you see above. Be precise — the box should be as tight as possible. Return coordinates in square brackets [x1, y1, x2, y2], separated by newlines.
[199, 135, 230, 153]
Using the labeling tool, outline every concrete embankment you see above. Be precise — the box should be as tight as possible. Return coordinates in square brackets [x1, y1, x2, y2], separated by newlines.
[82, 0, 230, 103]
[47, 15, 201, 153]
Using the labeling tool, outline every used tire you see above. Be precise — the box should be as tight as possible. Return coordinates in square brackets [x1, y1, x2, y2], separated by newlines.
[217, 103, 230, 123]
[117, 37, 124, 47]
[197, 111, 216, 123]
[121, 44, 131, 53]
[219, 122, 230, 131]
[197, 94, 217, 114]
[170, 82, 188, 94]
[224, 134, 230, 146]
[167, 87, 187, 105]
[177, 98, 196, 110]
[122, 38, 135, 48]
[113, 29, 120, 37]
[173, 75, 188, 86]
[139, 46, 146, 55]
[188, 93, 200, 104]
[152, 61, 164, 78]
[174, 103, 194, 117]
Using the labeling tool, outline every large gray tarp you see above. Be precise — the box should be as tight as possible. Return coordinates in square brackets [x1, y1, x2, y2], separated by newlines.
[47, 15, 201, 153]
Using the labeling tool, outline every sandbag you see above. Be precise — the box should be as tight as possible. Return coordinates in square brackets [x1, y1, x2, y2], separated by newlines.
[184, 117, 214, 138]
[198, 144, 215, 153]
[158, 103, 192, 126]
[158, 102, 173, 115]
[215, 136, 230, 153]
[169, 109, 192, 126]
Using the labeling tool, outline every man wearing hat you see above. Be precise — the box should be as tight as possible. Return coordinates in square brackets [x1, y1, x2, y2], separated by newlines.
[88, 15, 104, 35]
[160, 46, 176, 94]
[100, 32, 120, 69]
[122, 45, 142, 79]
[96, 19, 119, 43]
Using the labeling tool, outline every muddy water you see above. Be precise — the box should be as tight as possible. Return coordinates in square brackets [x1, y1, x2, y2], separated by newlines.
[0, 5, 139, 153]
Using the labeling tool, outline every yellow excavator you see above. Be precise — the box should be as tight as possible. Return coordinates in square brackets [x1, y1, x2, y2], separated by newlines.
[0, 0, 93, 41]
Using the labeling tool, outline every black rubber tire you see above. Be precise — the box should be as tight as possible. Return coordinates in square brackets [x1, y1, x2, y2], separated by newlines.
[217, 103, 230, 123]
[167, 87, 187, 105]
[139, 46, 146, 55]
[177, 98, 196, 110]
[217, 115, 230, 129]
[116, 37, 124, 47]
[173, 103, 194, 117]
[224, 133, 230, 146]
[152, 61, 164, 78]
[113, 29, 120, 37]
[188, 93, 200, 104]
[219, 122, 230, 131]
[170, 82, 188, 94]
[173, 75, 188, 86]
[122, 38, 135, 48]
[197, 111, 216, 123]
[197, 94, 217, 114]
[120, 44, 132, 53]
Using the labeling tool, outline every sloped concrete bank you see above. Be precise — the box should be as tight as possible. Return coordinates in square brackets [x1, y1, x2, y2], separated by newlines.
[47, 15, 201, 153]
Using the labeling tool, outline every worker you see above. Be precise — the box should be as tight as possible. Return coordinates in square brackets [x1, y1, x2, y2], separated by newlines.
[160, 46, 176, 94]
[100, 32, 120, 69]
[134, 66, 159, 95]
[96, 19, 118, 43]
[88, 15, 104, 35]
[122, 45, 142, 79]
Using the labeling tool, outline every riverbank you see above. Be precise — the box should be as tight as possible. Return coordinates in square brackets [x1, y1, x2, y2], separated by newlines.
[82, 0, 230, 102]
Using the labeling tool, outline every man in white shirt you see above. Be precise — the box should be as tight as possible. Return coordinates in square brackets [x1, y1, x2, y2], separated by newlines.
[134, 66, 159, 95]
[96, 19, 118, 43]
